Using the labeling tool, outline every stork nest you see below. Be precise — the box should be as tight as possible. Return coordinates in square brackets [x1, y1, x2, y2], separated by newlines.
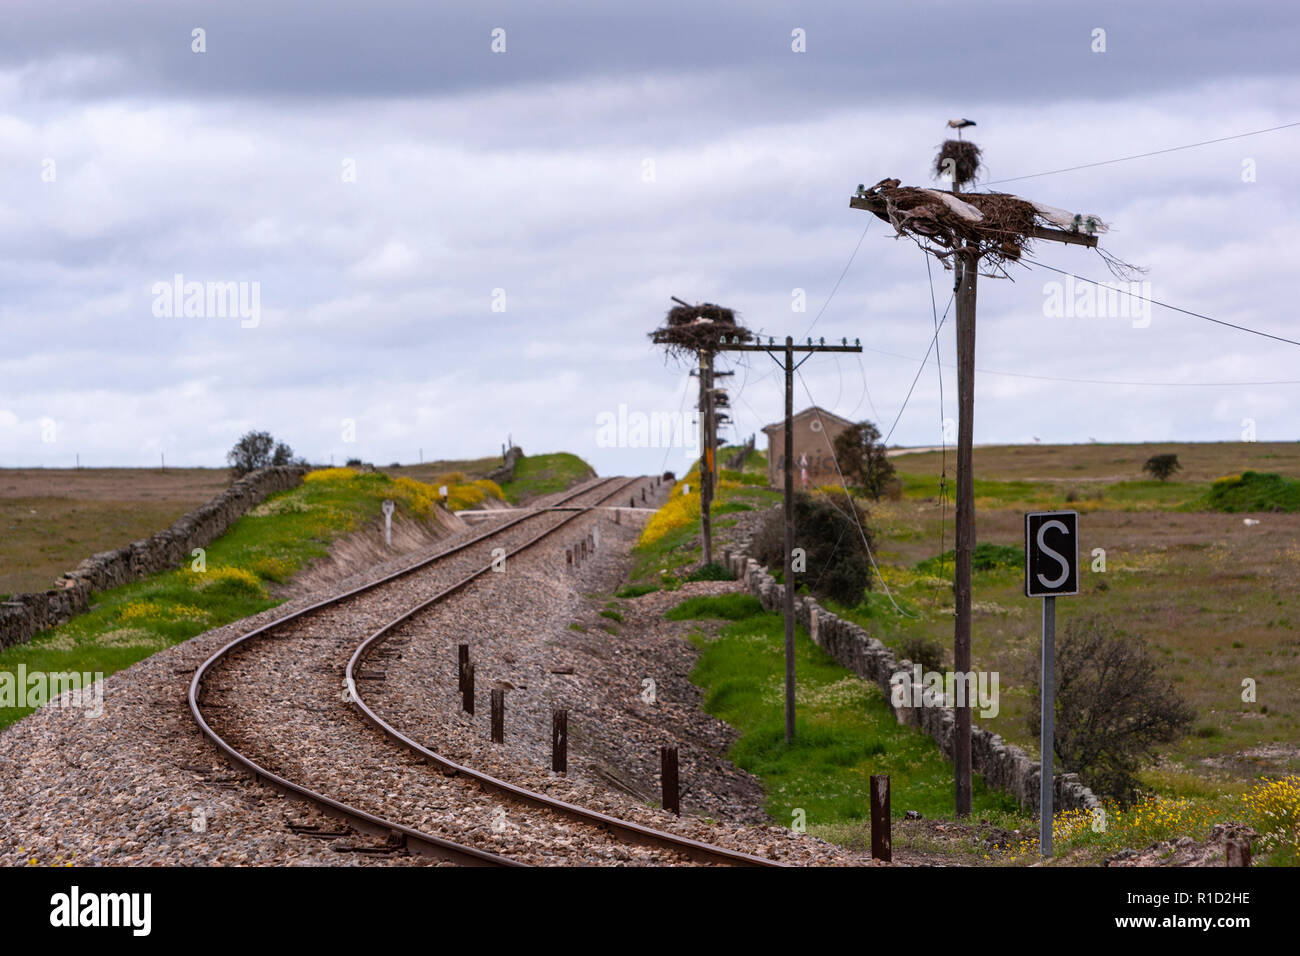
[650, 302, 752, 355]
[854, 178, 1144, 275]
[933, 139, 982, 187]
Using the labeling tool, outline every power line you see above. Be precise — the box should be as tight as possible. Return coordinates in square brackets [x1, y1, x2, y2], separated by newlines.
[804, 218, 872, 337]
[882, 293, 954, 444]
[984, 120, 1300, 186]
[1024, 257, 1300, 348]
[859, 343, 1300, 388]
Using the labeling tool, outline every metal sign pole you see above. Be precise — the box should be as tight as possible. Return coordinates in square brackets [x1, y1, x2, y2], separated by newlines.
[1040, 594, 1055, 857]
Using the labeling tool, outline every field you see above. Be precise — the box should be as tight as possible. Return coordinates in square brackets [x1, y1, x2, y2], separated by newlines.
[0, 468, 230, 595]
[0, 467, 507, 730]
[1, 449, 584, 597]
[857, 442, 1300, 790]
[631, 440, 1300, 863]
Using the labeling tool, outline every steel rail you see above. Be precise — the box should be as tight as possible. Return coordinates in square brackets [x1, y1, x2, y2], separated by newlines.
[188, 475, 633, 867]
[346, 481, 786, 868]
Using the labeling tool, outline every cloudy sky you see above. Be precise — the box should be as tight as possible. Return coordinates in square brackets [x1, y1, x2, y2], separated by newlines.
[3, 0, 1298, 476]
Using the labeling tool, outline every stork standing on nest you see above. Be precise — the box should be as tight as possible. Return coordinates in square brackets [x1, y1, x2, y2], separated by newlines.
[947, 118, 976, 140]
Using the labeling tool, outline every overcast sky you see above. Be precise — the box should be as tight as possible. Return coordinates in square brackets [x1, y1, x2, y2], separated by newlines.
[3, 0, 1299, 476]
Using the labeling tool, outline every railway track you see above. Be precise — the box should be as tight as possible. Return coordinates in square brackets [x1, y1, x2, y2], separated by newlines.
[189, 475, 782, 867]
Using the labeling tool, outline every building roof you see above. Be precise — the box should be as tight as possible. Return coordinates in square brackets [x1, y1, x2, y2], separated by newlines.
[761, 406, 857, 434]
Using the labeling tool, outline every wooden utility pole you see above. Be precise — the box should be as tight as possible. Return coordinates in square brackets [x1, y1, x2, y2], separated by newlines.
[850, 185, 1097, 816]
[715, 334, 862, 744]
[698, 349, 715, 566]
[953, 242, 977, 816]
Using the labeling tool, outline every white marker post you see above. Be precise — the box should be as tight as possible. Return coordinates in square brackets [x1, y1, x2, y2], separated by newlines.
[1024, 510, 1079, 858]
[382, 499, 395, 547]
[439, 485, 449, 509]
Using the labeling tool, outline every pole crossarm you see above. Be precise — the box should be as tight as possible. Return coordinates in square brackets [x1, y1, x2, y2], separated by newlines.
[849, 195, 1098, 249]
[715, 343, 863, 353]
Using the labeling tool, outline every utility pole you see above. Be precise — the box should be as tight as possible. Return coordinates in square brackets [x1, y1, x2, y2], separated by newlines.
[850, 177, 1098, 816]
[698, 348, 715, 567]
[715, 334, 862, 745]
[952, 241, 977, 816]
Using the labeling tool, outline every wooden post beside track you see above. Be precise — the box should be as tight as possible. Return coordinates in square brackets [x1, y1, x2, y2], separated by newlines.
[458, 644, 469, 693]
[552, 708, 568, 773]
[491, 689, 504, 744]
[661, 746, 680, 815]
[462, 662, 475, 715]
[870, 774, 892, 862]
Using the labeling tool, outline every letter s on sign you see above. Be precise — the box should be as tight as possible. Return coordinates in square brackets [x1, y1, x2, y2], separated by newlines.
[1036, 520, 1070, 589]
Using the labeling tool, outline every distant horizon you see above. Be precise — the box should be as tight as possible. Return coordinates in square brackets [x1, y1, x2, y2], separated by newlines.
[2, 436, 1297, 473]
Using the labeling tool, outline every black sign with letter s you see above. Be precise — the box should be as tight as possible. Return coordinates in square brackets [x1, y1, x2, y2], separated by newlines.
[1024, 511, 1078, 597]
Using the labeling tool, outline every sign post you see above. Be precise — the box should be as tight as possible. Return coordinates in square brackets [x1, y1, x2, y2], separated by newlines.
[1024, 510, 1078, 857]
[382, 499, 395, 547]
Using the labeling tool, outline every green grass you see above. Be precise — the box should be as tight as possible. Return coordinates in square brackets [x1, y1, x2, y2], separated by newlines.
[0, 469, 436, 731]
[498, 453, 595, 504]
[674, 595, 1020, 831]
[916, 542, 1023, 576]
[666, 593, 763, 621]
[615, 584, 659, 599]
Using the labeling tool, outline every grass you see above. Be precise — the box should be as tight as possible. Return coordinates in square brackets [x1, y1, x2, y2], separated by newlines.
[674, 595, 1020, 832]
[615, 584, 659, 599]
[637, 439, 1300, 861]
[498, 453, 595, 503]
[1198, 471, 1300, 513]
[0, 468, 497, 731]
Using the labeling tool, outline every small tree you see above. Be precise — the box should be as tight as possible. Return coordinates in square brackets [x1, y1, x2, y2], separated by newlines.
[227, 430, 297, 478]
[833, 420, 896, 499]
[1143, 453, 1181, 482]
[1026, 617, 1195, 802]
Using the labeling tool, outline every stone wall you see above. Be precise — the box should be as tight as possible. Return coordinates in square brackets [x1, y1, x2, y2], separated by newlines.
[0, 466, 308, 650]
[724, 537, 1100, 814]
[483, 446, 523, 485]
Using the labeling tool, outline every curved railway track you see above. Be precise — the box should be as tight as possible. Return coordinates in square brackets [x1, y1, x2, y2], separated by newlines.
[189, 475, 782, 867]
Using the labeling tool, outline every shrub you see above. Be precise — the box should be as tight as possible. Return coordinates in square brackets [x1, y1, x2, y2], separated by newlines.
[1142, 453, 1181, 482]
[1026, 616, 1195, 803]
[753, 491, 873, 607]
[638, 486, 700, 546]
[832, 420, 896, 500]
[686, 562, 733, 582]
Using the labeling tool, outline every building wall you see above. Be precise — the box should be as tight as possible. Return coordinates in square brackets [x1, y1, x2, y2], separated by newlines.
[764, 415, 851, 490]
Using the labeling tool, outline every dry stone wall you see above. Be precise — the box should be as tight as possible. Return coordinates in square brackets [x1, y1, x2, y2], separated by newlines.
[0, 466, 308, 649]
[483, 446, 523, 485]
[724, 537, 1101, 814]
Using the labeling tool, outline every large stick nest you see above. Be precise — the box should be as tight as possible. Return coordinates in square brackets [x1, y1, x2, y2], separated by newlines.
[854, 178, 1138, 278]
[650, 302, 753, 356]
[933, 139, 982, 187]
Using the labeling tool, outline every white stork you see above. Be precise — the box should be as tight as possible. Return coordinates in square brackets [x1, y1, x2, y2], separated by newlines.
[947, 118, 976, 139]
